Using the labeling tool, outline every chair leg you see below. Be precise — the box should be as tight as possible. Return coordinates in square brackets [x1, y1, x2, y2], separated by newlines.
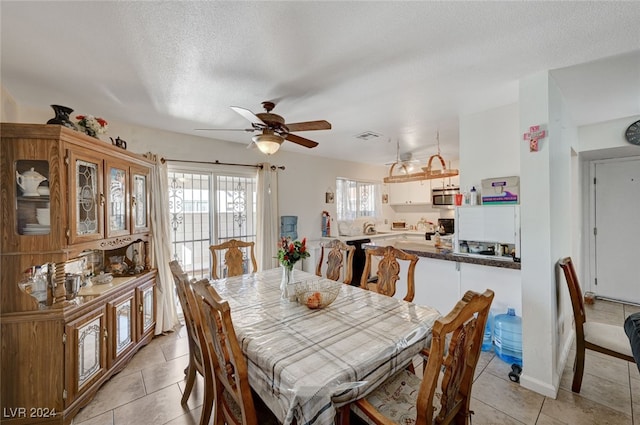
[199, 385, 214, 425]
[337, 405, 350, 425]
[572, 341, 586, 393]
[182, 362, 197, 405]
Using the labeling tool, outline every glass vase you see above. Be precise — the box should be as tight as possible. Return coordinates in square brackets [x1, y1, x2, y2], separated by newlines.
[280, 265, 295, 301]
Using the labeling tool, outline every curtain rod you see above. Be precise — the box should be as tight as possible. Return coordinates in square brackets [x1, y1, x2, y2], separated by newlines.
[162, 158, 285, 170]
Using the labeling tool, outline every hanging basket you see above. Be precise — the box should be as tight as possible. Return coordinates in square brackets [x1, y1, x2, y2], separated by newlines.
[383, 154, 458, 183]
[422, 154, 447, 177]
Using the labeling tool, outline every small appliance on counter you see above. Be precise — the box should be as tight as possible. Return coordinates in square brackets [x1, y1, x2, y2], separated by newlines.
[391, 220, 407, 230]
[425, 218, 455, 241]
[437, 218, 455, 235]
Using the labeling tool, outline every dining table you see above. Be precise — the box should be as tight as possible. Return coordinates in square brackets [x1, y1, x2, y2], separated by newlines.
[208, 267, 441, 425]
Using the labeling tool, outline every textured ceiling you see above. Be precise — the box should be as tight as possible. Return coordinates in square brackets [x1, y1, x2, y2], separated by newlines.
[2, 1, 639, 165]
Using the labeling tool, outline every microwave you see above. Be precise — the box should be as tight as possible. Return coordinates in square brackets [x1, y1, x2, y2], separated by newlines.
[432, 186, 460, 209]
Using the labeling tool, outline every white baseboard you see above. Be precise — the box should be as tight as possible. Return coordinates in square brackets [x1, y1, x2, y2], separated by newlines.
[519, 373, 558, 398]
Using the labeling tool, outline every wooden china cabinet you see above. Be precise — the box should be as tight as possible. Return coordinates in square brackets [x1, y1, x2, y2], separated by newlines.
[0, 123, 157, 425]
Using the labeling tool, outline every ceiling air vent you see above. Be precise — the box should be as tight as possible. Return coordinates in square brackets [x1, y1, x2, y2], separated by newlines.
[354, 131, 381, 141]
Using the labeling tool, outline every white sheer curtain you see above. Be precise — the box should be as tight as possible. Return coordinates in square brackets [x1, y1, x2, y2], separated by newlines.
[145, 153, 179, 334]
[256, 163, 279, 271]
[336, 178, 382, 221]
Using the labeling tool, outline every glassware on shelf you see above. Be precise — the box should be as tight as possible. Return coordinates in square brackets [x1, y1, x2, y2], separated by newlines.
[107, 256, 128, 275]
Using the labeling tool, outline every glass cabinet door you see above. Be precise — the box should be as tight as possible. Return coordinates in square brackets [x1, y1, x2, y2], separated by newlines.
[106, 161, 129, 238]
[115, 298, 133, 354]
[66, 308, 107, 395]
[131, 166, 150, 234]
[68, 150, 104, 244]
[142, 286, 154, 331]
[108, 292, 136, 366]
[15, 160, 50, 236]
[137, 280, 155, 339]
[77, 316, 102, 388]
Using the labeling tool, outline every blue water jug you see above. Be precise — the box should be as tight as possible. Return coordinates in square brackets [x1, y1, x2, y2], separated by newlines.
[481, 310, 494, 352]
[493, 307, 522, 366]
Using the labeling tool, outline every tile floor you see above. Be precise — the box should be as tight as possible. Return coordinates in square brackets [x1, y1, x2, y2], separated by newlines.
[73, 299, 640, 425]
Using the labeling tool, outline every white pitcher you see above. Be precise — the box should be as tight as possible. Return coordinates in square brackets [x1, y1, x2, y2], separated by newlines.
[16, 168, 47, 196]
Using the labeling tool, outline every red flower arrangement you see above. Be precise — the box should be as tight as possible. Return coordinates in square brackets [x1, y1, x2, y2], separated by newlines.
[277, 237, 310, 270]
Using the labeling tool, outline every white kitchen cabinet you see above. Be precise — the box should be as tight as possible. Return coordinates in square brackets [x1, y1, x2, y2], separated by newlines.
[458, 262, 521, 315]
[388, 180, 431, 205]
[456, 205, 519, 244]
[412, 257, 460, 315]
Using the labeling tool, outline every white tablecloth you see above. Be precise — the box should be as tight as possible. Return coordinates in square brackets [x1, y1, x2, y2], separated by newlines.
[210, 268, 440, 425]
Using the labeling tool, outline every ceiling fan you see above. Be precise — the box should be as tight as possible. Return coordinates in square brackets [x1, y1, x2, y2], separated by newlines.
[385, 140, 423, 174]
[196, 101, 331, 155]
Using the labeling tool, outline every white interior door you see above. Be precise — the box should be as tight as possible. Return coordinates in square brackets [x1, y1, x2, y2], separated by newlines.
[593, 157, 640, 304]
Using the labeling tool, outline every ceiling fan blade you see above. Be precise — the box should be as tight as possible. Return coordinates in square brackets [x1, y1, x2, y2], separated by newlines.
[230, 106, 266, 125]
[286, 120, 331, 132]
[285, 133, 319, 148]
[195, 128, 256, 132]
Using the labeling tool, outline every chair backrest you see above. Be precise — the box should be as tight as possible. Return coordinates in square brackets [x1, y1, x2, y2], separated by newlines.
[558, 257, 587, 338]
[169, 260, 206, 375]
[209, 239, 258, 280]
[315, 239, 355, 284]
[416, 289, 494, 425]
[360, 245, 419, 302]
[192, 278, 258, 425]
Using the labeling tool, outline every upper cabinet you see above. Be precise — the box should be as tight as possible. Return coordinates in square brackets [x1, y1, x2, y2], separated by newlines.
[1, 123, 154, 255]
[68, 147, 152, 244]
[388, 180, 431, 205]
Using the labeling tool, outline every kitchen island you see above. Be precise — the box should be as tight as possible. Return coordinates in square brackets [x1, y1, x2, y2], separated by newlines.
[362, 238, 521, 270]
[358, 235, 521, 316]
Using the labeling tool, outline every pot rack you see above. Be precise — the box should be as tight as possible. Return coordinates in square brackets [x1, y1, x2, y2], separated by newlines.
[383, 132, 459, 183]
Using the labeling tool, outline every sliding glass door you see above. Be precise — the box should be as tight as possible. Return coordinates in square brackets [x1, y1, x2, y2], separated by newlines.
[168, 169, 257, 280]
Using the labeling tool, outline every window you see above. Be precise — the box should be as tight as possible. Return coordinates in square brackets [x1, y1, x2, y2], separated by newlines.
[336, 177, 381, 221]
[168, 169, 257, 281]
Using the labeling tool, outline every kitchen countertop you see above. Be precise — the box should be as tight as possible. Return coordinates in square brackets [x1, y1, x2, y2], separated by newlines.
[363, 239, 521, 270]
[320, 230, 427, 243]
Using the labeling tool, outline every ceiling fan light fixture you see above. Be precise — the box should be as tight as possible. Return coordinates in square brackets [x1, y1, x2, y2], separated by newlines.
[252, 133, 283, 155]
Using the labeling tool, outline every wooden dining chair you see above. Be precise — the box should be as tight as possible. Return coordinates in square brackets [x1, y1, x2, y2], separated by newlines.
[558, 257, 635, 393]
[316, 239, 356, 284]
[168, 261, 214, 425]
[191, 278, 280, 425]
[209, 239, 258, 280]
[360, 245, 419, 302]
[347, 289, 494, 425]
